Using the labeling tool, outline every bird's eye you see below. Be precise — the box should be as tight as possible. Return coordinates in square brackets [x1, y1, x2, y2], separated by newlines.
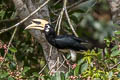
[46, 24, 50, 28]
[45, 25, 50, 32]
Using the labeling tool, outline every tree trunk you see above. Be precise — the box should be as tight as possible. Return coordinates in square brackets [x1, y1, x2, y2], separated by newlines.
[107, 0, 120, 25]
[107, 0, 120, 44]
[12, 0, 67, 73]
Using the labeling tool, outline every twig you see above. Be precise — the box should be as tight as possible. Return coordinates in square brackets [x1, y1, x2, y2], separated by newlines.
[56, 59, 66, 71]
[0, 0, 50, 34]
[57, 57, 60, 70]
[49, 8, 59, 16]
[55, 15, 61, 31]
[64, 0, 78, 37]
[48, 60, 58, 74]
[54, 0, 84, 13]
[62, 54, 72, 68]
[53, 0, 61, 6]
[39, 64, 47, 74]
[57, 8, 64, 35]
[56, 0, 67, 35]
[49, 46, 53, 57]
[55, 0, 68, 35]
[109, 61, 120, 70]
[0, 27, 18, 67]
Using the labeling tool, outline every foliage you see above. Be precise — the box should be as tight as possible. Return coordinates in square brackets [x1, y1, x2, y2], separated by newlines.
[0, 0, 120, 80]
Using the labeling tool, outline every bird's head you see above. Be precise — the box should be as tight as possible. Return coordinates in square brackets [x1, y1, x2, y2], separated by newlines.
[25, 19, 51, 32]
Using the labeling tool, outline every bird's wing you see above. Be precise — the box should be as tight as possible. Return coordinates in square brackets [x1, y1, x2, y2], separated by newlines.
[68, 35, 88, 43]
[54, 35, 75, 49]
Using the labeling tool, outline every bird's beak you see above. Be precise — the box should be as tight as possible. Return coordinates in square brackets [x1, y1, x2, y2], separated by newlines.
[25, 19, 49, 30]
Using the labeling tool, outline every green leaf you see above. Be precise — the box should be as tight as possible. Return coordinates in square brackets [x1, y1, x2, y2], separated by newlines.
[23, 66, 30, 73]
[7, 53, 13, 61]
[56, 72, 61, 80]
[32, 72, 39, 77]
[78, 59, 84, 65]
[114, 31, 120, 35]
[81, 63, 88, 73]
[65, 71, 71, 79]
[74, 65, 80, 76]
[0, 71, 8, 78]
[117, 64, 120, 71]
[111, 50, 120, 57]
[51, 74, 56, 80]
[117, 72, 120, 78]
[9, 47, 17, 53]
[111, 45, 118, 51]
[52, 72, 65, 80]
[8, 76, 15, 80]
[108, 71, 113, 79]
[43, 75, 51, 80]
[61, 72, 65, 80]
[9, 62, 16, 70]
[0, 10, 6, 19]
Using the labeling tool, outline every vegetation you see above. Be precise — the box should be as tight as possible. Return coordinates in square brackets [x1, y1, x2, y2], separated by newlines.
[0, 0, 120, 80]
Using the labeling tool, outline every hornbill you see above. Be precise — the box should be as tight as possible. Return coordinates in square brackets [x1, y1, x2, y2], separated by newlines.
[25, 19, 88, 61]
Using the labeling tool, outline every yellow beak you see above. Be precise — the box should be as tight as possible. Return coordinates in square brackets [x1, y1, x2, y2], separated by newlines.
[25, 19, 49, 30]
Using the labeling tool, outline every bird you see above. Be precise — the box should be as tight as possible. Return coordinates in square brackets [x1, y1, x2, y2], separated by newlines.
[25, 19, 88, 61]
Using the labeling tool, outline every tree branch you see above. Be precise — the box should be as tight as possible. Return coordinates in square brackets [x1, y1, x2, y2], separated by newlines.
[0, 0, 49, 34]
[12, 0, 67, 73]
[0, 27, 18, 67]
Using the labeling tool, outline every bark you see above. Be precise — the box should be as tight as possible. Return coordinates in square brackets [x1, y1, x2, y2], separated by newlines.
[107, 0, 120, 28]
[107, 0, 120, 44]
[12, 0, 67, 73]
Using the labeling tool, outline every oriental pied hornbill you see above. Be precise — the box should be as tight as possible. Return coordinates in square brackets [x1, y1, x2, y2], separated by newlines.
[25, 19, 88, 61]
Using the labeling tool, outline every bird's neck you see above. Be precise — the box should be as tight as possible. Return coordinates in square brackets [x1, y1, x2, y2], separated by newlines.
[45, 30, 57, 46]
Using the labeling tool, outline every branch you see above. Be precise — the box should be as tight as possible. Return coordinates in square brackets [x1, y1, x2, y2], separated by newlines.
[54, 0, 85, 13]
[0, 0, 50, 34]
[53, 0, 61, 6]
[39, 64, 47, 74]
[56, 3, 65, 35]
[12, 0, 67, 73]
[64, 0, 78, 37]
[109, 61, 120, 70]
[55, 0, 78, 37]
[0, 27, 18, 67]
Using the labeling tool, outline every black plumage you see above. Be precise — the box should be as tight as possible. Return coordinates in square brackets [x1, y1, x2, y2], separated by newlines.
[25, 19, 88, 61]
[44, 24, 88, 51]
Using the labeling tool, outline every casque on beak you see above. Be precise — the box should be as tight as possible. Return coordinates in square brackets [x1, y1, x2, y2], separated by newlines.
[25, 19, 49, 30]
